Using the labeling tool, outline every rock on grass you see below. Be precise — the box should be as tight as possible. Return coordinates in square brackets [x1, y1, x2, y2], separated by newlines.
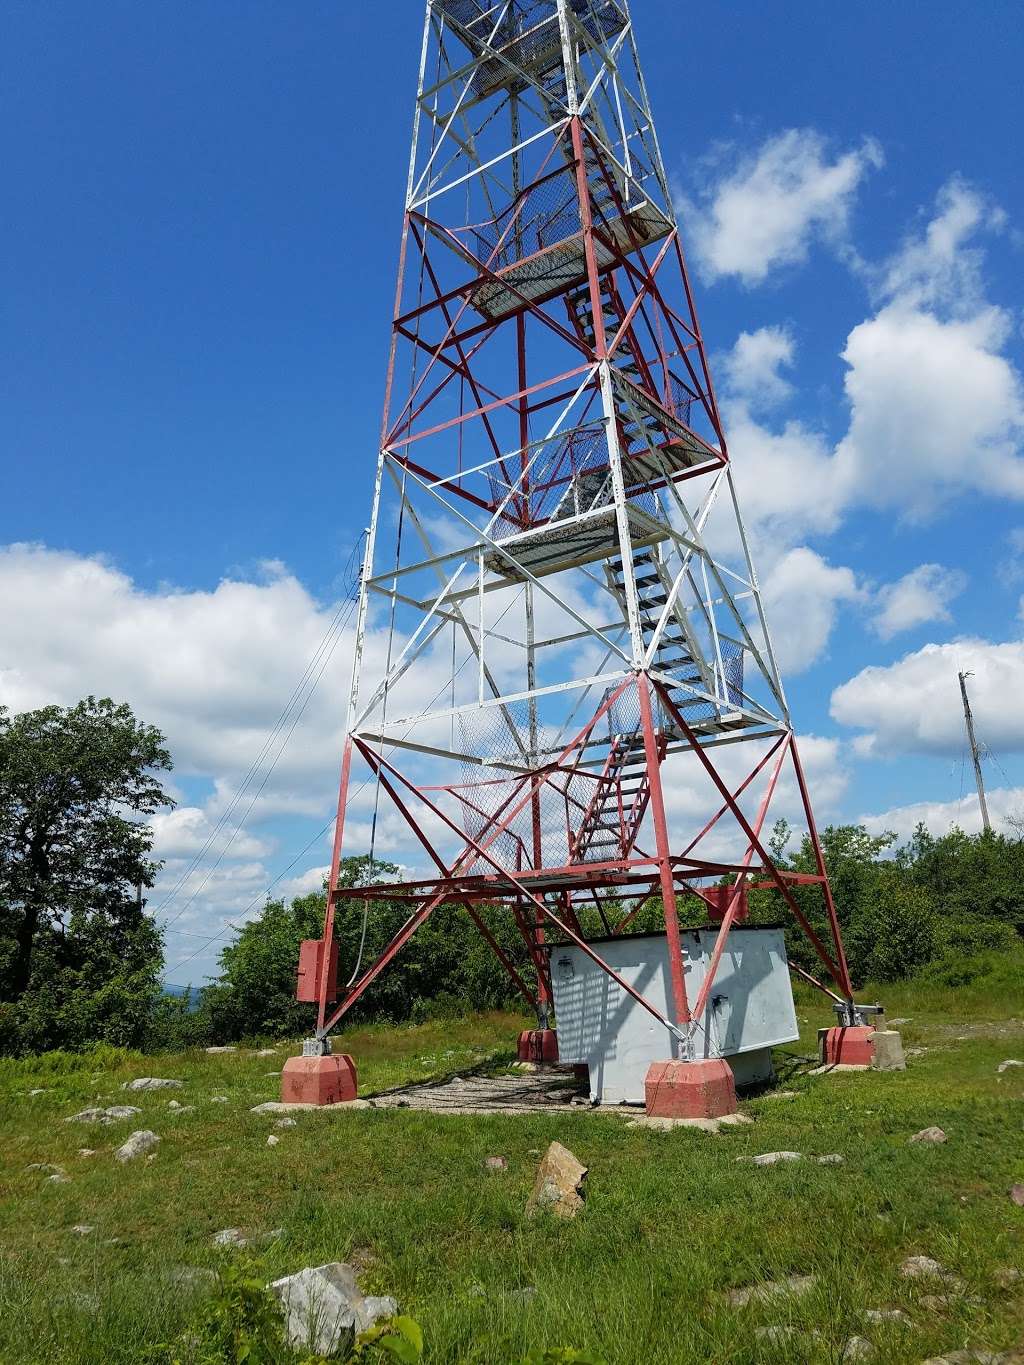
[115, 1130, 160, 1162]
[122, 1078, 182, 1091]
[727, 1273, 815, 1308]
[909, 1127, 946, 1144]
[525, 1142, 586, 1219]
[269, 1262, 397, 1354]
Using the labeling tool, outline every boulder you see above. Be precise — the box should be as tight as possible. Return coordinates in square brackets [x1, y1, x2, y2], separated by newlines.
[115, 1130, 160, 1162]
[66, 1106, 140, 1125]
[900, 1255, 947, 1279]
[864, 1307, 911, 1324]
[726, 1274, 815, 1308]
[842, 1337, 873, 1361]
[269, 1262, 397, 1354]
[122, 1078, 182, 1091]
[738, 1151, 802, 1166]
[213, 1228, 248, 1247]
[525, 1141, 586, 1219]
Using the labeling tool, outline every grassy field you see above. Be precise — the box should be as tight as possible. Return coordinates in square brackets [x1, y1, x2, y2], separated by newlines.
[1, 981, 1023, 1364]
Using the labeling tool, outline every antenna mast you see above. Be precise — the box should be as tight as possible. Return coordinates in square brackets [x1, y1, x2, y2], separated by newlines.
[958, 670, 991, 833]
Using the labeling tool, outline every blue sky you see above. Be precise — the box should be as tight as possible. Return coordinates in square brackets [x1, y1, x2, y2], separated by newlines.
[3, 2, 1023, 984]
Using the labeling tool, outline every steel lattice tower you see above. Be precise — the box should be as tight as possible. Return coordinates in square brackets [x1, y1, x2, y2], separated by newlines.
[287, 0, 874, 1110]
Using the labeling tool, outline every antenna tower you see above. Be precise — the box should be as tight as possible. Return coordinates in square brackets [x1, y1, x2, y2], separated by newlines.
[286, 0, 871, 1113]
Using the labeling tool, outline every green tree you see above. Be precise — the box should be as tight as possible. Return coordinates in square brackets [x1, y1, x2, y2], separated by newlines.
[0, 697, 173, 1052]
[200, 855, 532, 1040]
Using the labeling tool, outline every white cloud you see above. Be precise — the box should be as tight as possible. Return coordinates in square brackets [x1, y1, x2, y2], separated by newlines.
[721, 326, 795, 407]
[872, 178, 1005, 314]
[870, 564, 967, 640]
[761, 548, 865, 673]
[718, 177, 1024, 531]
[833, 301, 1024, 516]
[148, 806, 273, 861]
[860, 786, 1024, 842]
[830, 638, 1024, 757]
[725, 405, 845, 545]
[656, 732, 850, 864]
[680, 129, 883, 285]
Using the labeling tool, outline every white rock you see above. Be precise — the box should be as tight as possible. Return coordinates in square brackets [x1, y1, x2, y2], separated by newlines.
[818, 1153, 845, 1165]
[997, 1059, 1023, 1074]
[756, 1326, 799, 1343]
[78, 1149, 96, 1158]
[738, 1151, 802, 1166]
[255, 1049, 278, 1057]
[65, 1104, 142, 1126]
[275, 1118, 298, 1129]
[727, 1273, 815, 1308]
[168, 1100, 183, 1110]
[206, 1046, 237, 1054]
[900, 1255, 947, 1279]
[865, 1307, 911, 1324]
[28, 1088, 49, 1096]
[122, 1078, 182, 1091]
[909, 1127, 946, 1144]
[48, 1172, 72, 1184]
[115, 1130, 160, 1162]
[267, 1135, 280, 1147]
[70, 1225, 95, 1236]
[210, 1096, 229, 1104]
[842, 1335, 874, 1361]
[213, 1228, 248, 1247]
[269, 1262, 397, 1354]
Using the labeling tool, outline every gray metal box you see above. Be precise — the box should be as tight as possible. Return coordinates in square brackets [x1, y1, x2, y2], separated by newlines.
[548, 927, 799, 1103]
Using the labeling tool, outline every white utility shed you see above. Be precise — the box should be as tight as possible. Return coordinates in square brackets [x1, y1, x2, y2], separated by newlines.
[549, 926, 799, 1104]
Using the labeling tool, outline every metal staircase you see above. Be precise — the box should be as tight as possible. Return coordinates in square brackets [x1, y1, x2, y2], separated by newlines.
[570, 725, 662, 863]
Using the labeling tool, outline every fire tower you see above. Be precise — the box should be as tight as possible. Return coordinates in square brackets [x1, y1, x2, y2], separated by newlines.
[284, 0, 876, 1115]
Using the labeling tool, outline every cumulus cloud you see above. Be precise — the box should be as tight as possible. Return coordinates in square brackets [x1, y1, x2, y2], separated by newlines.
[680, 129, 883, 285]
[830, 638, 1024, 757]
[761, 548, 865, 673]
[870, 564, 967, 640]
[832, 301, 1024, 515]
[860, 786, 1024, 842]
[656, 732, 850, 863]
[871, 178, 1006, 314]
[720, 326, 795, 407]
[717, 176, 1024, 535]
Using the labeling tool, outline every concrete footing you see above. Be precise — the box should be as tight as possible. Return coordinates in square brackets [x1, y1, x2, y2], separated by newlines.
[644, 1058, 737, 1119]
[818, 1026, 905, 1071]
[280, 1053, 358, 1106]
[517, 1029, 558, 1065]
[868, 1029, 906, 1071]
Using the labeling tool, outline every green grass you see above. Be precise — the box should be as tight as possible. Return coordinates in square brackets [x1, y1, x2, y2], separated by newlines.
[1, 993, 1023, 1364]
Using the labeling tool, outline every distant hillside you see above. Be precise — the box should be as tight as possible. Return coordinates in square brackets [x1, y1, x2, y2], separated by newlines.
[163, 983, 202, 1010]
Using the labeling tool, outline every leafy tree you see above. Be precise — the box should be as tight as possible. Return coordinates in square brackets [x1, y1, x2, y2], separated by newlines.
[0, 697, 172, 1053]
[199, 854, 532, 1041]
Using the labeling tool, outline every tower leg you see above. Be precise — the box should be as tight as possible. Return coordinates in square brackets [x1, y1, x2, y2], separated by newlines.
[280, 1040, 358, 1106]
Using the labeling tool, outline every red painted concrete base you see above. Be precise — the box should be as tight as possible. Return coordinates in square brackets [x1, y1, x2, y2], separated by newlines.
[644, 1058, 737, 1119]
[280, 1053, 358, 1106]
[517, 1029, 558, 1065]
[822, 1025, 875, 1066]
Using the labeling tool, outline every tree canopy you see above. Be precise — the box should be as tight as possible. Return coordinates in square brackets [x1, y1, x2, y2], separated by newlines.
[0, 697, 173, 1052]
